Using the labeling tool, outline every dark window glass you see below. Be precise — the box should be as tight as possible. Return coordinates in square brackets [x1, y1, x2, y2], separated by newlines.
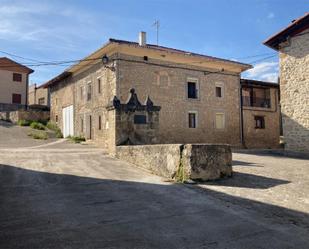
[98, 116, 102, 130]
[38, 98, 45, 105]
[81, 118, 83, 132]
[87, 84, 92, 101]
[216, 87, 222, 97]
[187, 82, 197, 99]
[134, 115, 147, 124]
[98, 79, 101, 94]
[13, 73, 22, 82]
[143, 56, 148, 61]
[255, 116, 265, 129]
[12, 93, 21, 104]
[188, 113, 196, 128]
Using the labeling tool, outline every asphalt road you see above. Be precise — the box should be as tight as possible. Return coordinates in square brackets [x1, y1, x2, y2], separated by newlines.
[0, 142, 309, 249]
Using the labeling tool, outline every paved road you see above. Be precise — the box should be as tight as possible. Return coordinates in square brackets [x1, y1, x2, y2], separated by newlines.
[0, 143, 309, 249]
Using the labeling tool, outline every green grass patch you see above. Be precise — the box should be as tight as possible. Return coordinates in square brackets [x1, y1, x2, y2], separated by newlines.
[17, 120, 31, 126]
[67, 135, 86, 143]
[30, 121, 45, 130]
[28, 130, 48, 140]
[46, 121, 63, 138]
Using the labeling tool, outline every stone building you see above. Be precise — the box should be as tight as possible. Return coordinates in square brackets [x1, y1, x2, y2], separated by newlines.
[264, 13, 309, 153]
[0, 57, 33, 111]
[44, 33, 278, 152]
[241, 79, 280, 148]
[28, 83, 50, 107]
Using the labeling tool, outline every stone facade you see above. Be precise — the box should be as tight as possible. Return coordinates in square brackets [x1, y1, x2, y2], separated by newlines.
[28, 84, 50, 107]
[241, 80, 280, 148]
[279, 29, 309, 153]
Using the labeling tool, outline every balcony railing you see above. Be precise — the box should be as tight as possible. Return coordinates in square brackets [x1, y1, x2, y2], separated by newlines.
[242, 97, 271, 108]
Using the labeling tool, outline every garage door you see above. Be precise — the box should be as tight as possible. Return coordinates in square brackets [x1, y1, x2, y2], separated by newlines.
[62, 105, 74, 138]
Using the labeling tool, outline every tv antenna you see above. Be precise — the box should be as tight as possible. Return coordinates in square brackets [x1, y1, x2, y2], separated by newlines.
[152, 20, 160, 45]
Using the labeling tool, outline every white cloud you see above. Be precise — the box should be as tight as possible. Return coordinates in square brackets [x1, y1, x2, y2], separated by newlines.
[267, 12, 275, 19]
[243, 61, 279, 83]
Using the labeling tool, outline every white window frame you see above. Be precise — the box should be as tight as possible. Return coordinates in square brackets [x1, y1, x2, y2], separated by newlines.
[215, 82, 225, 98]
[188, 111, 198, 128]
[186, 77, 200, 100]
[215, 112, 226, 130]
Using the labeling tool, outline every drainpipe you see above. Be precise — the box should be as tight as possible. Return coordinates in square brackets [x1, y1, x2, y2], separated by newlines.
[239, 82, 245, 148]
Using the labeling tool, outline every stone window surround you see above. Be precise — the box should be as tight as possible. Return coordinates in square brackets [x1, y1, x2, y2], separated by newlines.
[215, 111, 226, 130]
[97, 76, 102, 94]
[186, 77, 200, 101]
[188, 110, 198, 128]
[215, 82, 225, 98]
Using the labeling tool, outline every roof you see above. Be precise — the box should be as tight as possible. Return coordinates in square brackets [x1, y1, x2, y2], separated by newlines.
[264, 12, 309, 50]
[43, 38, 252, 88]
[241, 78, 279, 88]
[109, 38, 252, 68]
[0, 57, 34, 74]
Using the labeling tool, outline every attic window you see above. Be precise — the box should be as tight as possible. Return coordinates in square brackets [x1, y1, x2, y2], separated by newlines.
[143, 56, 148, 61]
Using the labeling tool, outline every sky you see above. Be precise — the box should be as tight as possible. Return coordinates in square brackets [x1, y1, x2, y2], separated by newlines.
[0, 0, 307, 85]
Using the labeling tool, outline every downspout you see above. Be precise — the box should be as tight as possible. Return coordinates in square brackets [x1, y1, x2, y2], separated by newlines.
[25, 74, 29, 110]
[239, 81, 245, 148]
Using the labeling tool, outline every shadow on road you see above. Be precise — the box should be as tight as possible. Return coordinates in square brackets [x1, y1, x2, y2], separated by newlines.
[0, 164, 308, 249]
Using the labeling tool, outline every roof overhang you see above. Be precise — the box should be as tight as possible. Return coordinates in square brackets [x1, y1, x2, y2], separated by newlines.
[264, 12, 309, 51]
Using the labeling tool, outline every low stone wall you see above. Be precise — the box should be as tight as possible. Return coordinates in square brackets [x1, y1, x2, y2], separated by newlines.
[116, 144, 232, 181]
[0, 110, 50, 123]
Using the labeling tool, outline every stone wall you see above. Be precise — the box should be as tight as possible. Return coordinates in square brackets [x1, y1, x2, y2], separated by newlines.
[279, 29, 309, 153]
[116, 144, 232, 181]
[0, 110, 49, 123]
[116, 54, 242, 146]
[242, 87, 280, 148]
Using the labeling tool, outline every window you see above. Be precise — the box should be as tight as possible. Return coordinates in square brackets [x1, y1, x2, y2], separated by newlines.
[87, 84, 92, 101]
[97, 78, 101, 94]
[98, 115, 102, 130]
[55, 115, 58, 122]
[80, 86, 84, 100]
[143, 56, 148, 61]
[215, 113, 225, 129]
[134, 115, 147, 124]
[242, 87, 271, 108]
[12, 93, 21, 104]
[255, 116, 265, 129]
[38, 97, 45, 105]
[81, 117, 84, 132]
[187, 81, 198, 99]
[188, 112, 197, 128]
[13, 73, 22, 82]
[216, 87, 222, 97]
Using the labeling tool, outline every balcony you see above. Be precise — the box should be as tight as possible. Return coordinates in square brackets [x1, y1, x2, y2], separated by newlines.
[242, 97, 271, 108]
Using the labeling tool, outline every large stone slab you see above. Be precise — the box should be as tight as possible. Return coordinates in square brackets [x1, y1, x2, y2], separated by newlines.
[116, 144, 232, 181]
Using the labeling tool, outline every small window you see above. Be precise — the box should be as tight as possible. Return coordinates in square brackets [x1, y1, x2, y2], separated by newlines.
[134, 115, 147, 124]
[216, 87, 222, 97]
[187, 81, 198, 99]
[215, 113, 225, 129]
[143, 56, 148, 61]
[13, 73, 22, 82]
[98, 115, 102, 130]
[38, 97, 45, 105]
[97, 78, 101, 94]
[87, 84, 92, 101]
[12, 93, 21, 104]
[81, 117, 84, 132]
[255, 116, 265, 129]
[188, 112, 197, 128]
[55, 115, 58, 122]
[80, 86, 83, 100]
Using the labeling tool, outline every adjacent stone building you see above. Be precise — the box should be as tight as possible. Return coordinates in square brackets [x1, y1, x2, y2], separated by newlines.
[264, 12, 309, 153]
[44, 33, 280, 152]
[241, 79, 280, 148]
[28, 83, 50, 107]
[0, 57, 33, 111]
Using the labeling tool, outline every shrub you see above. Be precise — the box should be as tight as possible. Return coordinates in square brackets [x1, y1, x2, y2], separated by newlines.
[30, 121, 45, 130]
[17, 120, 31, 126]
[28, 131, 48, 140]
[68, 135, 86, 143]
[46, 121, 63, 138]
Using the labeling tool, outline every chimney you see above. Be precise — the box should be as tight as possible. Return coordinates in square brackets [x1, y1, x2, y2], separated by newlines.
[139, 31, 146, 46]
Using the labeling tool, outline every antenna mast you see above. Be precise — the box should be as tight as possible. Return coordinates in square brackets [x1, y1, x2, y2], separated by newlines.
[152, 20, 160, 45]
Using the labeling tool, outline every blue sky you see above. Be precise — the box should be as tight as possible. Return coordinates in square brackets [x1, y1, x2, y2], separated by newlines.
[0, 0, 307, 84]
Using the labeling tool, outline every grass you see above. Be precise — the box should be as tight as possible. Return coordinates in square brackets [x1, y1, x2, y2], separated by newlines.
[46, 121, 63, 138]
[30, 121, 45, 130]
[28, 130, 48, 140]
[17, 120, 31, 126]
[67, 135, 86, 143]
